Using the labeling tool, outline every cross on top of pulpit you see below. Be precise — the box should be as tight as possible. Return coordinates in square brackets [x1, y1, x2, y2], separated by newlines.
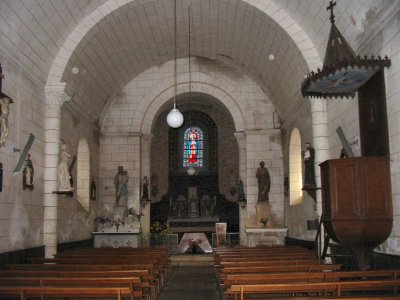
[327, 1, 337, 23]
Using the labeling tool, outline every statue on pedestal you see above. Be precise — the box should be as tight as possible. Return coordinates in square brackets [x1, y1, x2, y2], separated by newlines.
[0, 97, 11, 147]
[200, 194, 214, 218]
[256, 161, 271, 203]
[23, 154, 34, 190]
[114, 166, 128, 207]
[58, 143, 72, 191]
[302, 142, 317, 189]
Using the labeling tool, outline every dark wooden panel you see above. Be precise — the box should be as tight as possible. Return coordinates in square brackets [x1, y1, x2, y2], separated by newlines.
[358, 70, 389, 157]
[320, 157, 393, 269]
[362, 161, 392, 217]
[332, 163, 360, 218]
[0, 246, 44, 269]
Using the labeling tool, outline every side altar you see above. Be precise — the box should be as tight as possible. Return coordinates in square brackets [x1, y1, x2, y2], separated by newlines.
[93, 229, 142, 248]
[93, 206, 142, 248]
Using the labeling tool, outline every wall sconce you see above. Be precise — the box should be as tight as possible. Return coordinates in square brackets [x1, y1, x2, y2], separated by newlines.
[141, 198, 151, 209]
[238, 199, 247, 209]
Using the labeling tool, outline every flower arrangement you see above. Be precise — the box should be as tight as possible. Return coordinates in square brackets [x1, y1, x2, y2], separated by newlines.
[111, 217, 125, 232]
[128, 207, 144, 221]
[150, 221, 169, 235]
[94, 215, 112, 225]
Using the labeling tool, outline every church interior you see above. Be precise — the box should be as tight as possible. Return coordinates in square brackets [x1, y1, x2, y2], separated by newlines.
[1, 0, 400, 299]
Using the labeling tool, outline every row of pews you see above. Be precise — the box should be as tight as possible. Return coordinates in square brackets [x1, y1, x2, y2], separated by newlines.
[214, 245, 400, 300]
[0, 247, 170, 299]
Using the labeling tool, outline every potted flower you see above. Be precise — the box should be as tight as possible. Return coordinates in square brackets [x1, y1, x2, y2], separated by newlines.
[260, 216, 269, 227]
[150, 221, 169, 246]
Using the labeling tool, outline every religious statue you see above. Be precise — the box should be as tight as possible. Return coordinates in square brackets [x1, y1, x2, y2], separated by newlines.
[237, 179, 245, 201]
[114, 166, 128, 207]
[150, 173, 158, 198]
[200, 194, 214, 218]
[142, 176, 149, 200]
[22, 153, 34, 190]
[256, 161, 271, 202]
[229, 172, 236, 196]
[171, 194, 186, 218]
[302, 142, 316, 189]
[0, 97, 11, 147]
[90, 178, 96, 200]
[58, 143, 72, 191]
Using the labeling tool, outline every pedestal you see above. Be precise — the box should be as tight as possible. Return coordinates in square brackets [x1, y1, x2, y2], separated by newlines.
[245, 228, 288, 246]
[93, 229, 142, 248]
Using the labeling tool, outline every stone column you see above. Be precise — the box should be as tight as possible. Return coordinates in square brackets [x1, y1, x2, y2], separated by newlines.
[310, 98, 330, 216]
[140, 134, 152, 246]
[234, 131, 247, 245]
[43, 83, 71, 258]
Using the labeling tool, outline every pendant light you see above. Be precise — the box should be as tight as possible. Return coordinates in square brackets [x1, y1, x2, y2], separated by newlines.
[166, 0, 184, 128]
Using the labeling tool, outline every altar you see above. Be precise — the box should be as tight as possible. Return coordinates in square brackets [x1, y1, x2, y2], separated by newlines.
[93, 228, 142, 248]
[246, 228, 288, 246]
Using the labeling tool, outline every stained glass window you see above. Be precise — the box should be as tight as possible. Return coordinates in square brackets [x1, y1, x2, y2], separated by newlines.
[183, 126, 204, 167]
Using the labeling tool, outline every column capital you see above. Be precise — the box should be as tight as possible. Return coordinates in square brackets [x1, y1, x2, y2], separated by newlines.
[44, 83, 71, 106]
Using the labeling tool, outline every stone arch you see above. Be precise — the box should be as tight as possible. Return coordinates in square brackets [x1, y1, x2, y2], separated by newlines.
[45, 0, 321, 88]
[77, 137, 91, 212]
[289, 128, 303, 205]
[136, 71, 250, 135]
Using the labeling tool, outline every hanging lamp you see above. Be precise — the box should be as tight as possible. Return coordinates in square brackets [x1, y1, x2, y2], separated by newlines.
[167, 0, 184, 128]
[186, 6, 196, 176]
[301, 1, 391, 99]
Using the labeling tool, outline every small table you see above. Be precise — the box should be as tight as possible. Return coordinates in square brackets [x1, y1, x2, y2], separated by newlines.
[92, 229, 142, 248]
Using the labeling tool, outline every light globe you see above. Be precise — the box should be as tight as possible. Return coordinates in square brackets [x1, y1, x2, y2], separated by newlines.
[166, 108, 184, 128]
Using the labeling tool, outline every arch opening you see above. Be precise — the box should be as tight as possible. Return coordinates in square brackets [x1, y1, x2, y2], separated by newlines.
[77, 138, 91, 212]
[289, 128, 303, 206]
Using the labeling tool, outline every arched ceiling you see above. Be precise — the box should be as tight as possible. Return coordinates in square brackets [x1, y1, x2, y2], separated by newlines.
[62, 0, 310, 122]
[1, 0, 397, 124]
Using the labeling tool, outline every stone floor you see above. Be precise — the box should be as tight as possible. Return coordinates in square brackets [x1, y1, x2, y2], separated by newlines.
[157, 266, 223, 300]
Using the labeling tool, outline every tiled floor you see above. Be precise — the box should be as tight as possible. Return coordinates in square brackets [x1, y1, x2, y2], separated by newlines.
[157, 266, 223, 300]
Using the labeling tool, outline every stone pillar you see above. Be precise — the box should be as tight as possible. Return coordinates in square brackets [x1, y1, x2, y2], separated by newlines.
[234, 131, 247, 245]
[43, 83, 71, 258]
[141, 134, 152, 246]
[310, 98, 330, 216]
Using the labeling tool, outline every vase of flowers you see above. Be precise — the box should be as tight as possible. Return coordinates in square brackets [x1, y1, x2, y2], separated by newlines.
[94, 215, 112, 231]
[128, 207, 144, 222]
[260, 216, 269, 227]
[112, 217, 125, 232]
[150, 221, 169, 246]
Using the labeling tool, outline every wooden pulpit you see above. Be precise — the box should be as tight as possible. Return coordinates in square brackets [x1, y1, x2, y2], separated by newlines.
[320, 157, 393, 269]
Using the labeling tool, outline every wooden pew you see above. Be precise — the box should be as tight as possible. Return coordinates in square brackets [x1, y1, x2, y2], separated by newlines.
[0, 277, 144, 299]
[219, 264, 343, 278]
[227, 279, 400, 300]
[222, 269, 400, 292]
[0, 286, 133, 300]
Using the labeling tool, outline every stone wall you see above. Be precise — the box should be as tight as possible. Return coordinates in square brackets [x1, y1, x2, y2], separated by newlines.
[0, 54, 45, 253]
[57, 106, 100, 243]
[281, 103, 317, 241]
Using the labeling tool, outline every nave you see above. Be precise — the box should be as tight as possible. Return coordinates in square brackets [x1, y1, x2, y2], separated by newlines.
[1, 245, 400, 299]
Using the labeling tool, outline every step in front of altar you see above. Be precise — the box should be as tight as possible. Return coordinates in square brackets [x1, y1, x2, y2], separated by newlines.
[168, 217, 219, 233]
[170, 254, 214, 266]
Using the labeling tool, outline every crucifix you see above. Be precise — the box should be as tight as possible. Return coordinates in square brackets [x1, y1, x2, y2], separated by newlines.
[0, 64, 13, 148]
[327, 1, 336, 23]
